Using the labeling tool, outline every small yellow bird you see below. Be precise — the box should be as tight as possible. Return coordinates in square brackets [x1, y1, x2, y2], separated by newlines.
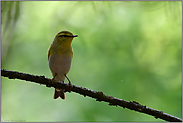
[48, 31, 78, 99]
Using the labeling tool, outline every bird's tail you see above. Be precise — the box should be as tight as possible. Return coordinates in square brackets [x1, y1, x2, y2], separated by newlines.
[54, 88, 65, 99]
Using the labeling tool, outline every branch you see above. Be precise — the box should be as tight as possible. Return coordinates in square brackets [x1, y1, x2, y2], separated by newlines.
[1, 69, 182, 122]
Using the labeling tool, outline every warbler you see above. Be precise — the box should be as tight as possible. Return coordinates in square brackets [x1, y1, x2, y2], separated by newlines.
[48, 31, 78, 99]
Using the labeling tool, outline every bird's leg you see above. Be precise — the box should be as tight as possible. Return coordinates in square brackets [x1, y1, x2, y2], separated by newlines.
[65, 74, 72, 92]
[51, 73, 57, 85]
[65, 74, 71, 85]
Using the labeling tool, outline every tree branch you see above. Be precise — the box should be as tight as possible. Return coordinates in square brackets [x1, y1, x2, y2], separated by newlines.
[1, 69, 182, 122]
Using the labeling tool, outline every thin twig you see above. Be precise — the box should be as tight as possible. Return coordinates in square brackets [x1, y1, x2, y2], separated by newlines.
[1, 69, 182, 122]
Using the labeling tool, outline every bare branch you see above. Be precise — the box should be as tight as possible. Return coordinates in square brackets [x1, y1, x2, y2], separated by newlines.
[1, 69, 182, 122]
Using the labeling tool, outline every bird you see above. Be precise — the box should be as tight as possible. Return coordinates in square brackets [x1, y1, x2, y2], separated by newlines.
[48, 31, 78, 99]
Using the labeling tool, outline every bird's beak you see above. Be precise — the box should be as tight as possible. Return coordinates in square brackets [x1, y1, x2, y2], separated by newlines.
[72, 35, 78, 37]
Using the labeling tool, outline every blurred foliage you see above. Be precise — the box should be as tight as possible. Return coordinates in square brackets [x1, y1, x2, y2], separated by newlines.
[1, 1, 182, 122]
[1, 1, 21, 61]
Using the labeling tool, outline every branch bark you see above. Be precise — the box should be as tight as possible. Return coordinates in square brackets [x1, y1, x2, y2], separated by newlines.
[1, 69, 182, 122]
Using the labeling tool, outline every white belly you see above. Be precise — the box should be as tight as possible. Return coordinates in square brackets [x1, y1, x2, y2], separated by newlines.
[49, 53, 72, 81]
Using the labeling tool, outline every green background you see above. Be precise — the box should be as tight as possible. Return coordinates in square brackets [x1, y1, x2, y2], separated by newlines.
[1, 1, 182, 122]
